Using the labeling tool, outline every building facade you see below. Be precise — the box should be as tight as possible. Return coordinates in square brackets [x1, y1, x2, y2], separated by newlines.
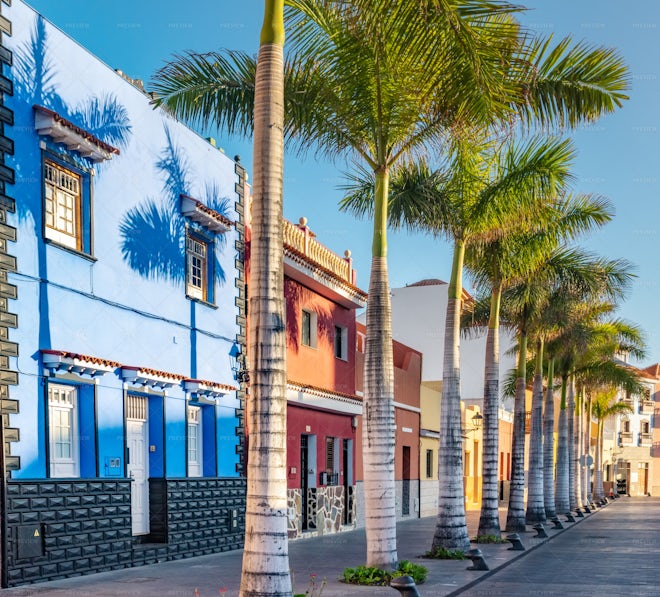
[354, 322, 422, 522]
[2, 1, 246, 586]
[252, 217, 366, 538]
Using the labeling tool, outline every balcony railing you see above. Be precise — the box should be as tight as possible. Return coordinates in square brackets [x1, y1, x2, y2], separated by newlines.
[619, 431, 633, 445]
[283, 217, 354, 284]
[640, 399, 654, 414]
[640, 432, 652, 445]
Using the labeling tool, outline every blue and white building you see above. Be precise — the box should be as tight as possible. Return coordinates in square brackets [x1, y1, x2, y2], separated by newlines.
[0, 0, 247, 586]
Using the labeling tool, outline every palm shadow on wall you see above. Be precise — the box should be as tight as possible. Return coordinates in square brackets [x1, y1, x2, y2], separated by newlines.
[119, 125, 232, 378]
[12, 15, 132, 351]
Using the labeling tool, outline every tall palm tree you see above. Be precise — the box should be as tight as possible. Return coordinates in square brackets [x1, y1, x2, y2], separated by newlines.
[239, 2, 291, 595]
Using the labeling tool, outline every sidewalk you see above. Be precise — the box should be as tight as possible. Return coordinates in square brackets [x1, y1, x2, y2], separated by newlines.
[0, 502, 611, 596]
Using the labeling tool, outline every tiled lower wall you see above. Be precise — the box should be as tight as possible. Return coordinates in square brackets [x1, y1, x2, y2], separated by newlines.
[5, 477, 246, 587]
[287, 485, 356, 538]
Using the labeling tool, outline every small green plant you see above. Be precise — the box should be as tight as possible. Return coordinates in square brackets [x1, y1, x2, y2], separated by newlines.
[423, 546, 467, 560]
[395, 560, 428, 584]
[473, 534, 507, 544]
[342, 565, 391, 586]
[341, 561, 428, 586]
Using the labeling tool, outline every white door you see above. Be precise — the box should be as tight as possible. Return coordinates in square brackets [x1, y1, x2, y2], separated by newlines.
[126, 396, 149, 535]
[187, 406, 202, 477]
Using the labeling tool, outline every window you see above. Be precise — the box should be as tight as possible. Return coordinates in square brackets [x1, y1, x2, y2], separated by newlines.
[301, 309, 317, 348]
[622, 419, 631, 433]
[48, 384, 79, 478]
[325, 436, 339, 485]
[641, 420, 650, 435]
[43, 158, 92, 254]
[187, 406, 203, 477]
[186, 232, 213, 302]
[334, 325, 348, 360]
[425, 449, 433, 479]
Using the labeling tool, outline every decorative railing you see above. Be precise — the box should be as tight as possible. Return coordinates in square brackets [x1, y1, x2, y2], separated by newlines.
[619, 431, 633, 444]
[640, 432, 652, 445]
[640, 399, 654, 413]
[283, 217, 353, 284]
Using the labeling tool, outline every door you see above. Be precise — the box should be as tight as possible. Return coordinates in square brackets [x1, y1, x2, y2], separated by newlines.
[343, 439, 350, 524]
[402, 446, 411, 516]
[300, 435, 309, 530]
[126, 395, 149, 535]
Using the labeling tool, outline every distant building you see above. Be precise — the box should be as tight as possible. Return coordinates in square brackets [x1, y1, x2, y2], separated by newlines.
[607, 363, 659, 496]
[385, 279, 517, 514]
[1, 1, 246, 586]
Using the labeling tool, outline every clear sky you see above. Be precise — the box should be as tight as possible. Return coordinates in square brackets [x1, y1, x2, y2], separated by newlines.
[24, 1, 660, 365]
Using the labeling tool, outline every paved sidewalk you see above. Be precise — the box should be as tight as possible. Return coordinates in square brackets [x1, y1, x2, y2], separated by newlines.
[0, 501, 619, 596]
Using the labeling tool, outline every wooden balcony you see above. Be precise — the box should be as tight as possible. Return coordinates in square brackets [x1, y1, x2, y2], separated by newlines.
[283, 217, 354, 284]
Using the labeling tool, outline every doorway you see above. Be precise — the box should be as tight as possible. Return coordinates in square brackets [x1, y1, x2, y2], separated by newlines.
[126, 395, 149, 536]
[301, 434, 309, 530]
[402, 446, 411, 516]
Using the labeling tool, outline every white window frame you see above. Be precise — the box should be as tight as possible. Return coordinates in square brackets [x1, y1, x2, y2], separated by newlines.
[187, 406, 203, 477]
[186, 233, 209, 301]
[301, 309, 318, 348]
[44, 160, 82, 250]
[48, 383, 80, 478]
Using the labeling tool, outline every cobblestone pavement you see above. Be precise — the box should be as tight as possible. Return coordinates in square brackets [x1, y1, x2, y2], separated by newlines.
[2, 499, 649, 596]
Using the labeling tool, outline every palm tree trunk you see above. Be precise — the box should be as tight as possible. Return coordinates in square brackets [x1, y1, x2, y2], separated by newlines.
[584, 394, 593, 504]
[594, 421, 605, 501]
[363, 167, 398, 569]
[555, 375, 570, 513]
[543, 358, 556, 519]
[575, 387, 583, 507]
[568, 377, 577, 511]
[505, 325, 527, 532]
[433, 240, 470, 551]
[477, 281, 501, 538]
[241, 2, 291, 595]
[526, 339, 545, 524]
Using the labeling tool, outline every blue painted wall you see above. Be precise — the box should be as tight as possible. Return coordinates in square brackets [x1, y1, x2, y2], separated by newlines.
[6, 0, 242, 480]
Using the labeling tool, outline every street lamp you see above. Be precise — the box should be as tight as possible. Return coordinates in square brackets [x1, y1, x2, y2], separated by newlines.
[462, 412, 483, 436]
[229, 341, 249, 384]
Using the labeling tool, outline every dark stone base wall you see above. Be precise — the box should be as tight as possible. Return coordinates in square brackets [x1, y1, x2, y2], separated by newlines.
[5, 477, 246, 587]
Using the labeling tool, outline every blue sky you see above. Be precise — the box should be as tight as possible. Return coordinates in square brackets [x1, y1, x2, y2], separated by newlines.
[25, 1, 660, 364]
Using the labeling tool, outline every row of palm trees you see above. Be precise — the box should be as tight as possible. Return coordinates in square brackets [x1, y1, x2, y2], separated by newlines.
[148, 1, 640, 595]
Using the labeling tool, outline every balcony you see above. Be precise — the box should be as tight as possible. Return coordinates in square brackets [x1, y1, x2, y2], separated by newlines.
[619, 431, 633, 445]
[640, 432, 652, 446]
[640, 399, 654, 414]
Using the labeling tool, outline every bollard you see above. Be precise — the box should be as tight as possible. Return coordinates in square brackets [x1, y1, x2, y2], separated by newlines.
[465, 548, 489, 571]
[532, 523, 548, 538]
[390, 575, 421, 597]
[550, 517, 564, 530]
[575, 509, 584, 518]
[506, 533, 526, 551]
[583, 505, 591, 514]
[565, 512, 576, 523]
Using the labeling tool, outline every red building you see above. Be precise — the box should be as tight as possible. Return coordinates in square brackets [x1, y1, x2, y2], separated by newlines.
[246, 214, 366, 537]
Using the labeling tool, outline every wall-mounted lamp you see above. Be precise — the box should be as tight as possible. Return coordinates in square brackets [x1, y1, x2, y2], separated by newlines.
[229, 342, 250, 384]
[462, 412, 483, 436]
[351, 415, 359, 429]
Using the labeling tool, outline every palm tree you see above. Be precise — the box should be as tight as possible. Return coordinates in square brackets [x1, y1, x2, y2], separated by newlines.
[150, 0, 630, 563]
[239, 2, 291, 595]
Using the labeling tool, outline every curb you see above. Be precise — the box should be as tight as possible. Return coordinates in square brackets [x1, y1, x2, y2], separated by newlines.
[444, 501, 611, 596]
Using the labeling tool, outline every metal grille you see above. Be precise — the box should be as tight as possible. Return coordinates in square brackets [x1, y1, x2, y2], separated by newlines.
[126, 395, 147, 420]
